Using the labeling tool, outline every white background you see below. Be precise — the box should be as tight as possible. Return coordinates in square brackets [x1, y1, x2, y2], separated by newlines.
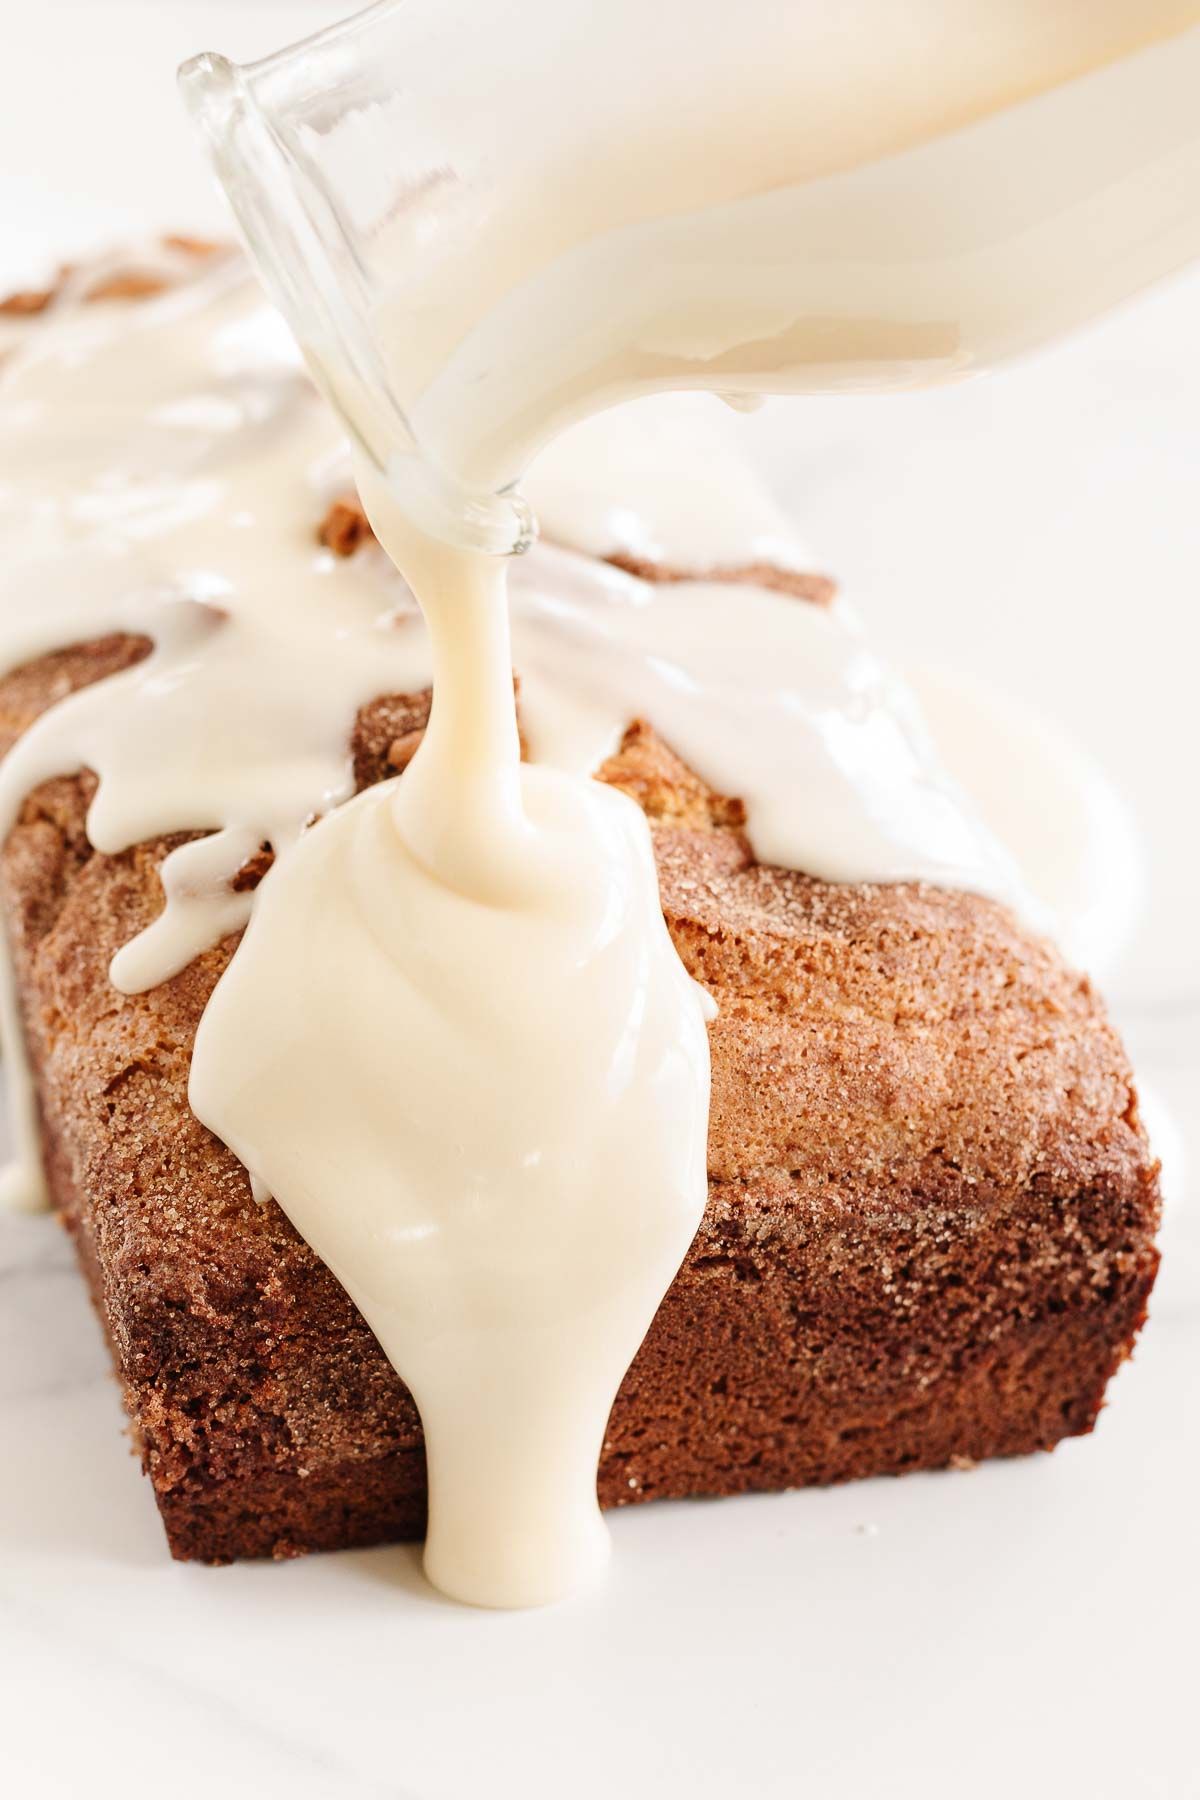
[1, 6, 1197, 1798]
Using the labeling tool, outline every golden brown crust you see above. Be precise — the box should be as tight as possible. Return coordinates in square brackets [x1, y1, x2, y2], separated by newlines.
[0, 628, 1160, 1562]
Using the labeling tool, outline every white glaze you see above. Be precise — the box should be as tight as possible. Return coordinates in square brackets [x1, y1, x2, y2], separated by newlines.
[0, 271, 1027, 1218]
[190, 509, 714, 1606]
[0, 274, 429, 1203]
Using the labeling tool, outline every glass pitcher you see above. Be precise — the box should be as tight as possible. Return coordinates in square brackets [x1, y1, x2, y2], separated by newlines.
[180, 0, 1200, 554]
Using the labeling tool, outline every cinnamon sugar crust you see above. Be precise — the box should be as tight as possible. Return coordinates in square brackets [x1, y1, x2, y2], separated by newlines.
[0, 629, 1160, 1562]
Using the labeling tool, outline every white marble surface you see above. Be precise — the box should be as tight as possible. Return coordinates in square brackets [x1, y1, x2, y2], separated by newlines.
[2, 6, 1199, 1798]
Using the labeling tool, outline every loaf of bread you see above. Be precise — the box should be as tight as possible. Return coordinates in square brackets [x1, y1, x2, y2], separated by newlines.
[0, 614, 1160, 1561]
